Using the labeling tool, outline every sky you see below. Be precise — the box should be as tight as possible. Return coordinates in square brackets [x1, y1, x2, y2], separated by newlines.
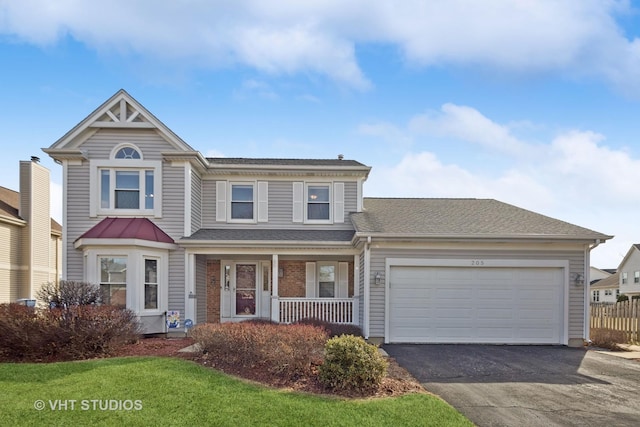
[1, 0, 640, 269]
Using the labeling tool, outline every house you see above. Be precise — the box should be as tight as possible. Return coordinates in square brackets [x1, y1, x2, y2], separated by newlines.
[43, 89, 612, 347]
[0, 159, 62, 303]
[618, 244, 640, 297]
[591, 272, 619, 303]
[590, 266, 613, 283]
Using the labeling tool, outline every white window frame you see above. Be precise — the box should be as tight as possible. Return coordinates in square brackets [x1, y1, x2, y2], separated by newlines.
[317, 262, 337, 298]
[622, 272, 628, 284]
[89, 144, 162, 218]
[593, 290, 600, 302]
[305, 183, 332, 224]
[228, 181, 256, 223]
[635, 271, 639, 283]
[85, 247, 168, 315]
[604, 289, 612, 296]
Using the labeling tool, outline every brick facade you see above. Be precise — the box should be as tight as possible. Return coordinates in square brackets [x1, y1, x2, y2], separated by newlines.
[206, 259, 221, 323]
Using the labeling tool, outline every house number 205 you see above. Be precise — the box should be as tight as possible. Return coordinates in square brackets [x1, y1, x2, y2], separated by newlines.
[471, 260, 485, 266]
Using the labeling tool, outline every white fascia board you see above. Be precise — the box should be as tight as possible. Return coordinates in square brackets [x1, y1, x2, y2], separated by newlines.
[74, 238, 178, 251]
[353, 232, 611, 243]
[182, 247, 358, 256]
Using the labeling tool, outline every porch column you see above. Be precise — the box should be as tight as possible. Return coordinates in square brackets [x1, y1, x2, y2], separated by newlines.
[353, 254, 360, 326]
[185, 252, 196, 328]
[271, 254, 280, 322]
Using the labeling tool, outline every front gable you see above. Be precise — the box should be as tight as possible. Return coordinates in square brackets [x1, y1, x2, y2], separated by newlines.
[45, 89, 195, 153]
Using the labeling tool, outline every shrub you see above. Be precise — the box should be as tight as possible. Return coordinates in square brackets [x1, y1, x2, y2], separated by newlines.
[319, 335, 388, 392]
[36, 280, 103, 307]
[293, 318, 363, 337]
[617, 294, 629, 302]
[590, 328, 628, 351]
[0, 303, 141, 362]
[190, 322, 328, 380]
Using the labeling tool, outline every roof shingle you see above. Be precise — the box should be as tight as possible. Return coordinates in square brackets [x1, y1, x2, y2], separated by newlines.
[350, 198, 611, 240]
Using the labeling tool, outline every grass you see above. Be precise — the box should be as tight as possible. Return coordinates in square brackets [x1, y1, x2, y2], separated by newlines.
[0, 357, 472, 427]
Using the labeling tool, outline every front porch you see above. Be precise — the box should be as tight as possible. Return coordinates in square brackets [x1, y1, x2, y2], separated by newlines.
[196, 254, 360, 326]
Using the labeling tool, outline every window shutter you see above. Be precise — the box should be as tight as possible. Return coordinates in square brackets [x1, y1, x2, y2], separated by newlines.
[338, 262, 348, 298]
[334, 182, 344, 223]
[216, 181, 227, 222]
[257, 181, 268, 222]
[305, 262, 317, 298]
[293, 182, 303, 223]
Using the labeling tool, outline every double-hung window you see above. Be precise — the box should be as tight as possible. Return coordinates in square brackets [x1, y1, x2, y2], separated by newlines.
[318, 263, 336, 298]
[622, 272, 628, 284]
[592, 290, 600, 302]
[307, 184, 331, 221]
[635, 271, 639, 283]
[231, 184, 254, 220]
[144, 258, 158, 310]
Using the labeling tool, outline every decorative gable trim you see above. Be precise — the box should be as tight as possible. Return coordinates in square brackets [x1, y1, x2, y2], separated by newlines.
[47, 89, 194, 153]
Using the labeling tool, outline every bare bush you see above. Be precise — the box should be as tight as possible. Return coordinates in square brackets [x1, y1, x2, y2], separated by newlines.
[590, 328, 628, 351]
[37, 280, 103, 307]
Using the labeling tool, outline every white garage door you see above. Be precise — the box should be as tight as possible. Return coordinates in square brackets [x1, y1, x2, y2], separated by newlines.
[388, 266, 565, 344]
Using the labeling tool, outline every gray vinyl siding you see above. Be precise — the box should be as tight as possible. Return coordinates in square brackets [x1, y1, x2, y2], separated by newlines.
[64, 129, 187, 321]
[195, 255, 207, 324]
[191, 172, 202, 234]
[201, 178, 358, 230]
[368, 247, 586, 341]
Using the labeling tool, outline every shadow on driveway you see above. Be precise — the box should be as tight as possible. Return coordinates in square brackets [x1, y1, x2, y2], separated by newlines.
[384, 344, 640, 427]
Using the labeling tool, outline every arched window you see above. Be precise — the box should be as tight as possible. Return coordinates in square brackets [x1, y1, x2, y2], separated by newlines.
[114, 146, 141, 159]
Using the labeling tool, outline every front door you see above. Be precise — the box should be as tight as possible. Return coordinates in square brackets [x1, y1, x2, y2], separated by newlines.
[234, 263, 258, 317]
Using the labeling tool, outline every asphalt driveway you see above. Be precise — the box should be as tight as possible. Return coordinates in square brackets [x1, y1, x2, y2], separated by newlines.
[384, 344, 640, 427]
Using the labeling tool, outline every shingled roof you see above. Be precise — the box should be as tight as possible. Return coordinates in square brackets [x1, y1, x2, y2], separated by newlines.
[182, 228, 355, 243]
[350, 198, 611, 240]
[206, 157, 367, 167]
[0, 185, 62, 234]
[590, 272, 619, 290]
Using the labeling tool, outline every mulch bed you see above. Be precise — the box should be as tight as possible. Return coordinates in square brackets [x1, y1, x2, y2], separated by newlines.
[112, 336, 426, 398]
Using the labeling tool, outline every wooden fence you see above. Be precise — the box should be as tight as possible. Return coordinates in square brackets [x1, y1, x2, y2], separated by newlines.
[590, 300, 640, 343]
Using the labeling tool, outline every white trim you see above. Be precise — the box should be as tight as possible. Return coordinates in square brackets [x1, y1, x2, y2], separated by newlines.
[185, 253, 196, 326]
[62, 160, 69, 279]
[110, 143, 144, 160]
[356, 178, 364, 212]
[184, 163, 192, 236]
[383, 258, 570, 345]
[75, 238, 177, 251]
[304, 182, 332, 224]
[363, 241, 371, 339]
[228, 181, 257, 223]
[89, 159, 162, 218]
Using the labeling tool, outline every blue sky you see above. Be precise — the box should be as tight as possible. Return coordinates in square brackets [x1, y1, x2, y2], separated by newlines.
[1, 0, 640, 268]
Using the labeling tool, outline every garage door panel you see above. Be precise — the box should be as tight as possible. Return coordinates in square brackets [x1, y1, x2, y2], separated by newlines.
[389, 266, 564, 344]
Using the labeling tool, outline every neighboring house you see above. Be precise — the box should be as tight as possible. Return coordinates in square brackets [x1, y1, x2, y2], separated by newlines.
[618, 244, 640, 297]
[0, 159, 62, 303]
[44, 90, 612, 347]
[590, 266, 613, 283]
[591, 272, 619, 303]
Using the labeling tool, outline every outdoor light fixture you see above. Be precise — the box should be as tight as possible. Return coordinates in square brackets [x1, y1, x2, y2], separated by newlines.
[572, 273, 585, 287]
[375, 272, 382, 285]
[210, 276, 216, 287]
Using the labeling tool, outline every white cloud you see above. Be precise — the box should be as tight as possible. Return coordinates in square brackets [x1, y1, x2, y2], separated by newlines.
[408, 103, 531, 155]
[1, 1, 639, 91]
[361, 104, 639, 268]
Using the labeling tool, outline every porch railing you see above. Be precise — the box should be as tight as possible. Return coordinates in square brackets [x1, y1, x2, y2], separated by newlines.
[278, 298, 358, 325]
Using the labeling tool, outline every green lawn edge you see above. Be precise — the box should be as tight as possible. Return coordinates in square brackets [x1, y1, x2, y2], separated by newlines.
[0, 356, 472, 427]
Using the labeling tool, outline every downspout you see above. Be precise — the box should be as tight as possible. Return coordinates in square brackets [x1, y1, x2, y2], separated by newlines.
[584, 239, 601, 343]
[363, 236, 371, 339]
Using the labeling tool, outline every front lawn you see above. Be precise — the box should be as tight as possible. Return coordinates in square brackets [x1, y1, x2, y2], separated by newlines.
[0, 357, 472, 427]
